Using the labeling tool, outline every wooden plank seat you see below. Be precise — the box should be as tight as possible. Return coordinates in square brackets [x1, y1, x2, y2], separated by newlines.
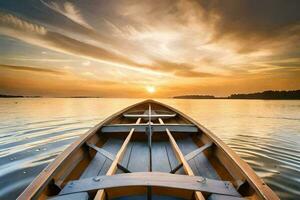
[101, 124, 198, 133]
[59, 172, 241, 197]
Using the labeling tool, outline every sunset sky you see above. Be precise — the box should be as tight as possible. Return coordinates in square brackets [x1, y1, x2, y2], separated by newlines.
[0, 0, 299, 97]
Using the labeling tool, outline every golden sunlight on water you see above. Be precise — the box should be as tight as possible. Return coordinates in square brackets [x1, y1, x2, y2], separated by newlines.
[0, 98, 299, 199]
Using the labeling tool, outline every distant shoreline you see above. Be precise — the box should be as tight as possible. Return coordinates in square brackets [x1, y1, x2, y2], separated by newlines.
[1, 89, 300, 99]
[174, 90, 300, 100]
[0, 95, 102, 98]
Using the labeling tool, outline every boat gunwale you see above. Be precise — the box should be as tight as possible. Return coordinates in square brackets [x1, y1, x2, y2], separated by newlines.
[17, 99, 279, 200]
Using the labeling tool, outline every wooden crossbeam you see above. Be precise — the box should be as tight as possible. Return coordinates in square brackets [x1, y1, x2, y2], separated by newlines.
[86, 143, 131, 173]
[185, 142, 213, 161]
[123, 114, 176, 119]
[94, 118, 141, 200]
[158, 118, 205, 200]
[86, 143, 115, 161]
[101, 124, 198, 133]
[170, 142, 213, 174]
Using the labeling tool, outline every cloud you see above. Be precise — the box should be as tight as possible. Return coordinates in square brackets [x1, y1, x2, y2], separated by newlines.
[0, 12, 217, 77]
[40, 0, 93, 29]
[191, 0, 300, 53]
[0, 12, 141, 71]
[44, 31, 142, 69]
[142, 59, 218, 77]
[0, 13, 46, 35]
[81, 71, 99, 79]
[112, 0, 300, 58]
[82, 60, 91, 66]
[0, 64, 65, 75]
[2, 57, 74, 63]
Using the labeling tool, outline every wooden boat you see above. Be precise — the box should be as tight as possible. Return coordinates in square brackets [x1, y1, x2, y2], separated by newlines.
[18, 100, 279, 200]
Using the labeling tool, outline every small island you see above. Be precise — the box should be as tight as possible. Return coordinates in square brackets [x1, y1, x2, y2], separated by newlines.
[174, 90, 300, 100]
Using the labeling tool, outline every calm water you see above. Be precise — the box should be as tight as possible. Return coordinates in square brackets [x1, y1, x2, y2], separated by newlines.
[0, 98, 299, 199]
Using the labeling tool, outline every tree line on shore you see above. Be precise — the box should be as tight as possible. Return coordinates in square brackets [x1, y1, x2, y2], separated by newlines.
[174, 90, 300, 99]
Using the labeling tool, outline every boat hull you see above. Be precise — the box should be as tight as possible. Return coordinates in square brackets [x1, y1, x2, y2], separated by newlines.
[17, 100, 278, 200]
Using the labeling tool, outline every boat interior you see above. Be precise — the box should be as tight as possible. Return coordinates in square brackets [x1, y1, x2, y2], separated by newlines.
[21, 101, 274, 200]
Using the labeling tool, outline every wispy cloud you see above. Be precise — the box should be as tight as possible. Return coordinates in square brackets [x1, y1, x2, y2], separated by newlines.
[40, 0, 93, 29]
[0, 64, 65, 75]
[0, 13, 46, 35]
[0, 12, 216, 78]
[0, 12, 142, 72]
[82, 60, 91, 66]
[142, 59, 218, 78]
[2, 57, 75, 63]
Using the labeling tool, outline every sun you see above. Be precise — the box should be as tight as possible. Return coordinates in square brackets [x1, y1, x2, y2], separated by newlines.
[146, 86, 156, 94]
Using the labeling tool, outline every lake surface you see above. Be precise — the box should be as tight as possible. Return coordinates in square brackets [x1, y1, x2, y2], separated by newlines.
[0, 98, 299, 199]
